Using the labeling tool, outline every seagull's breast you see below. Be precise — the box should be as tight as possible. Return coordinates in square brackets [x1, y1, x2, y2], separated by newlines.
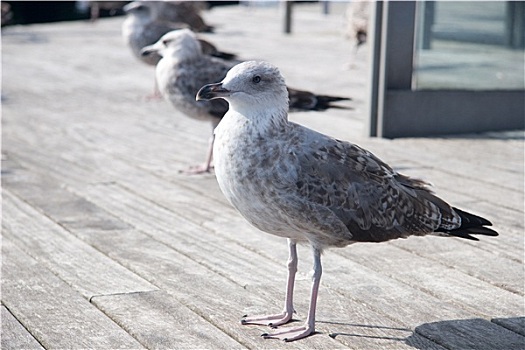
[213, 113, 306, 241]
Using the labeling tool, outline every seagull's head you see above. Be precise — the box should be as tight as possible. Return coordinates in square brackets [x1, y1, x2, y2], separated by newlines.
[196, 61, 289, 115]
[140, 29, 200, 60]
[123, 1, 154, 19]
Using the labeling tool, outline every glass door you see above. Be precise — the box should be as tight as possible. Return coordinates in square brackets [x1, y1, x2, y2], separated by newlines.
[413, 1, 524, 90]
[367, 1, 524, 138]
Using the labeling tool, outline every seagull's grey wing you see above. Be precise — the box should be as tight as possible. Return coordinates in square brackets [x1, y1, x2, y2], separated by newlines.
[198, 39, 237, 61]
[291, 126, 460, 243]
[169, 56, 234, 119]
[158, 1, 213, 32]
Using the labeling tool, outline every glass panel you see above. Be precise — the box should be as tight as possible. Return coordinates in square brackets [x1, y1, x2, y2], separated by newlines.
[413, 1, 524, 90]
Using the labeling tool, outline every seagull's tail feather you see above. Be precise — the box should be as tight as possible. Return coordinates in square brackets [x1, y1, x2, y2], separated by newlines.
[314, 95, 352, 110]
[287, 88, 351, 112]
[202, 25, 215, 33]
[199, 40, 236, 61]
[444, 207, 499, 241]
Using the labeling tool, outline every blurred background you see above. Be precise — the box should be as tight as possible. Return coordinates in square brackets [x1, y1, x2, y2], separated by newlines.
[2, 0, 524, 137]
[1, 1, 238, 24]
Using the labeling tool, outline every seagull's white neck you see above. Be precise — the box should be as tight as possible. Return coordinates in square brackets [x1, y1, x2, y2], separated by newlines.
[227, 99, 289, 134]
[163, 46, 200, 63]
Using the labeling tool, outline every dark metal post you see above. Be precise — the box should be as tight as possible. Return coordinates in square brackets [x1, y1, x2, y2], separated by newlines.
[283, 0, 292, 34]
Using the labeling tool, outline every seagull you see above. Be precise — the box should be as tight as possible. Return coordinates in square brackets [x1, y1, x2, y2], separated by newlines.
[122, 2, 234, 97]
[345, 1, 369, 52]
[196, 61, 498, 342]
[122, 2, 233, 63]
[141, 29, 234, 173]
[154, 1, 214, 33]
[142, 29, 351, 173]
[88, 1, 128, 22]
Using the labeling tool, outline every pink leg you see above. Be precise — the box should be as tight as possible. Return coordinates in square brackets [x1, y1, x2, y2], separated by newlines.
[145, 73, 163, 101]
[262, 247, 322, 341]
[241, 239, 298, 327]
[181, 134, 215, 175]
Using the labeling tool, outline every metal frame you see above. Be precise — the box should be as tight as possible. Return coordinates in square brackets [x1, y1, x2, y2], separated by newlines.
[367, 1, 525, 138]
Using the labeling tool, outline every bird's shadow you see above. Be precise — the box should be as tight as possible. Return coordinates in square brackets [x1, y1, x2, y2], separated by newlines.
[320, 317, 525, 349]
[320, 320, 412, 343]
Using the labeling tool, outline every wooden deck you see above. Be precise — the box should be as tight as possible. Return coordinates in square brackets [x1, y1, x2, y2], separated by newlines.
[2, 3, 524, 349]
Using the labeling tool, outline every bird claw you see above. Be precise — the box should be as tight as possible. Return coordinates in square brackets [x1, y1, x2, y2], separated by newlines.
[179, 163, 214, 175]
[144, 91, 163, 101]
[261, 324, 315, 342]
[241, 312, 293, 327]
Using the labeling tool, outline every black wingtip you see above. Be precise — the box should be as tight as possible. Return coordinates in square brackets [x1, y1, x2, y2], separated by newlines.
[452, 207, 493, 227]
[287, 88, 351, 111]
[445, 208, 499, 240]
[309, 95, 352, 111]
[447, 227, 499, 240]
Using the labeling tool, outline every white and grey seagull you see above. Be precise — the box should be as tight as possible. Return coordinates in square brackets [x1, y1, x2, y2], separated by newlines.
[122, 2, 234, 98]
[196, 61, 498, 342]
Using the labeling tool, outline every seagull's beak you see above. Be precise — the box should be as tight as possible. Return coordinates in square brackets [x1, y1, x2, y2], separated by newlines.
[140, 44, 159, 57]
[196, 82, 231, 101]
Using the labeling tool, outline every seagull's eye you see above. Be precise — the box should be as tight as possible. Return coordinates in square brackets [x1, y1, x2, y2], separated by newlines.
[252, 75, 261, 84]
[162, 39, 171, 46]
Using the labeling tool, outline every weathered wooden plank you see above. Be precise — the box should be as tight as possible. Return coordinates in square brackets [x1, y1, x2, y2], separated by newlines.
[414, 318, 525, 350]
[2, 156, 132, 232]
[91, 291, 246, 349]
[70, 228, 350, 349]
[391, 238, 524, 296]
[1, 305, 44, 350]
[1, 238, 144, 349]
[62, 112, 216, 177]
[376, 136, 524, 176]
[3, 139, 222, 221]
[2, 190, 158, 300]
[335, 243, 523, 318]
[492, 317, 525, 337]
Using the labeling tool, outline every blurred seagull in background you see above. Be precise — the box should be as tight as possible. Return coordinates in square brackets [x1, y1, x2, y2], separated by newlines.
[122, 1, 234, 97]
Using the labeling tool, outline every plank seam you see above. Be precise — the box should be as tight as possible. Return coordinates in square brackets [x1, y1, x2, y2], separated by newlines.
[1, 303, 46, 350]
